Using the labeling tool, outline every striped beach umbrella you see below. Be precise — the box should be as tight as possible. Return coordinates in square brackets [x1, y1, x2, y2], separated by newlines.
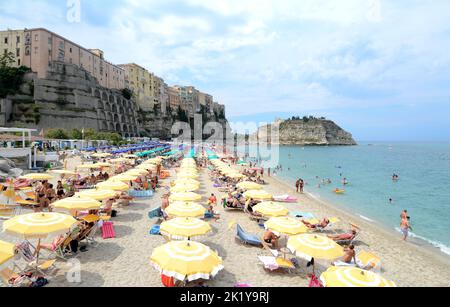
[150, 241, 224, 282]
[110, 174, 138, 182]
[160, 217, 212, 240]
[165, 202, 206, 218]
[320, 267, 396, 287]
[265, 216, 309, 235]
[21, 173, 53, 181]
[52, 197, 102, 211]
[169, 192, 202, 202]
[136, 164, 157, 170]
[3, 212, 77, 239]
[125, 169, 148, 176]
[97, 181, 130, 192]
[76, 189, 118, 201]
[174, 178, 201, 186]
[243, 190, 273, 201]
[287, 234, 344, 261]
[253, 202, 289, 217]
[237, 181, 262, 191]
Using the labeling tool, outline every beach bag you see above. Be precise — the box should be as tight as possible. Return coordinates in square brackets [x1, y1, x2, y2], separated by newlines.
[309, 275, 324, 288]
[111, 210, 118, 218]
[150, 225, 161, 235]
[161, 275, 175, 287]
[30, 277, 49, 288]
[102, 221, 116, 239]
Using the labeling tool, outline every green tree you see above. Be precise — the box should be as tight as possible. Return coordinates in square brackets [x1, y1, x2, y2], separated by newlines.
[0, 52, 31, 98]
[69, 128, 83, 139]
[45, 128, 69, 139]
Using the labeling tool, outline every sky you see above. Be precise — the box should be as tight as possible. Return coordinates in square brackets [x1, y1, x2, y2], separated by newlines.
[1, 0, 450, 141]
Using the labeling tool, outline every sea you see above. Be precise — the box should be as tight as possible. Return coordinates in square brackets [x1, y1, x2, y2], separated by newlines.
[237, 142, 450, 256]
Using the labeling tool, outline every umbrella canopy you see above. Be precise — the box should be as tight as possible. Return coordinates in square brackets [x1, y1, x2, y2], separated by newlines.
[160, 217, 211, 240]
[0, 240, 15, 266]
[177, 173, 199, 179]
[97, 181, 130, 192]
[93, 162, 113, 168]
[49, 170, 79, 176]
[320, 267, 396, 287]
[243, 190, 273, 201]
[92, 153, 112, 158]
[165, 202, 206, 218]
[3, 212, 77, 239]
[174, 179, 201, 186]
[237, 181, 262, 190]
[169, 192, 202, 202]
[76, 189, 118, 201]
[287, 234, 344, 261]
[52, 197, 102, 211]
[125, 169, 148, 176]
[170, 184, 200, 193]
[253, 202, 289, 217]
[110, 174, 138, 182]
[150, 241, 224, 282]
[20, 173, 53, 181]
[265, 217, 309, 235]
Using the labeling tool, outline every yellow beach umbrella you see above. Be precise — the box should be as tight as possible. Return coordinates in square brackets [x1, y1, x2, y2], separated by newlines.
[136, 164, 157, 170]
[265, 217, 309, 235]
[253, 201, 289, 217]
[237, 181, 262, 190]
[0, 240, 15, 266]
[357, 251, 382, 270]
[93, 162, 113, 168]
[110, 174, 138, 182]
[287, 234, 344, 261]
[125, 169, 148, 176]
[243, 190, 273, 201]
[97, 181, 130, 192]
[169, 192, 202, 202]
[3, 212, 77, 239]
[76, 189, 118, 201]
[174, 178, 201, 186]
[92, 153, 112, 158]
[165, 202, 206, 218]
[227, 173, 246, 179]
[160, 217, 212, 240]
[320, 267, 396, 287]
[21, 173, 54, 181]
[171, 184, 200, 193]
[52, 197, 102, 211]
[49, 170, 79, 176]
[150, 241, 224, 282]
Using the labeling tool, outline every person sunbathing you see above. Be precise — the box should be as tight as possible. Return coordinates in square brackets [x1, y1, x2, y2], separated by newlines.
[302, 218, 330, 229]
[328, 230, 357, 242]
[263, 230, 280, 249]
[342, 245, 356, 264]
[35, 235, 66, 254]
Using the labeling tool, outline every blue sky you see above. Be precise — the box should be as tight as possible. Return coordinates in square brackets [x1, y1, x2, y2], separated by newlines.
[1, 0, 450, 141]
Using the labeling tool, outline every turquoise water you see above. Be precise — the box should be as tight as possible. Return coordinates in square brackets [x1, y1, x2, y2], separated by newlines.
[239, 142, 450, 255]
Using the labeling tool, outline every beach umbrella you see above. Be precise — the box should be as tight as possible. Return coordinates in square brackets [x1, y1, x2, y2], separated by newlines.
[20, 173, 53, 181]
[237, 181, 262, 191]
[265, 217, 309, 235]
[3, 212, 77, 239]
[52, 197, 102, 211]
[165, 202, 206, 218]
[136, 164, 157, 170]
[76, 164, 102, 170]
[253, 202, 289, 217]
[97, 181, 130, 192]
[49, 170, 79, 176]
[169, 192, 202, 202]
[125, 169, 148, 176]
[226, 173, 245, 179]
[150, 241, 224, 282]
[76, 189, 118, 201]
[320, 267, 396, 287]
[93, 162, 113, 168]
[0, 240, 15, 266]
[170, 184, 200, 193]
[92, 153, 112, 158]
[110, 174, 138, 182]
[160, 217, 212, 240]
[287, 234, 344, 261]
[243, 190, 273, 201]
[177, 173, 199, 179]
[174, 179, 201, 187]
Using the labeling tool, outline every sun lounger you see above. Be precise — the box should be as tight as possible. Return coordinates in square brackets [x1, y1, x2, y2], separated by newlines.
[258, 256, 296, 272]
[336, 233, 359, 246]
[14, 242, 57, 275]
[236, 225, 262, 247]
[149, 207, 163, 220]
[244, 204, 268, 222]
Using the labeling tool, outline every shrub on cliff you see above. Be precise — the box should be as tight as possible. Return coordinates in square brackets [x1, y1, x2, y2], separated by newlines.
[0, 52, 31, 98]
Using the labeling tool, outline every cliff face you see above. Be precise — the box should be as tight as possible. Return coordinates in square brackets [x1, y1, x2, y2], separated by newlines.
[255, 119, 357, 146]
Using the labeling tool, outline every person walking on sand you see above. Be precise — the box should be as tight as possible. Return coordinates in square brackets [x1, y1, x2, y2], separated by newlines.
[296, 179, 301, 193]
[400, 217, 412, 241]
[299, 179, 305, 193]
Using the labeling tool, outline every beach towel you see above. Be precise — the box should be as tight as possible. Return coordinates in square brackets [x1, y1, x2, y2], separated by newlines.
[102, 221, 116, 239]
[290, 212, 315, 219]
[258, 256, 279, 271]
[150, 225, 161, 235]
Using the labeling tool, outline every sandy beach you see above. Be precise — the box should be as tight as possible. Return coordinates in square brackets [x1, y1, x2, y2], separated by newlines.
[2, 155, 450, 287]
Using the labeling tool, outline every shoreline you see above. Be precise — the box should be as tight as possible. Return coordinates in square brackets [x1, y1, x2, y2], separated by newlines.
[265, 173, 450, 266]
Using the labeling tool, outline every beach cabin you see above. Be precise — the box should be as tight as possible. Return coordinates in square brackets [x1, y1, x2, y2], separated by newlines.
[0, 127, 37, 169]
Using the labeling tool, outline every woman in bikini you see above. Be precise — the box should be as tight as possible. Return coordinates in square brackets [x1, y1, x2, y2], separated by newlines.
[56, 181, 65, 200]
[45, 184, 57, 212]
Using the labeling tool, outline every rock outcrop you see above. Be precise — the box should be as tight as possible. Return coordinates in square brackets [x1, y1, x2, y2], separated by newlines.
[254, 118, 357, 146]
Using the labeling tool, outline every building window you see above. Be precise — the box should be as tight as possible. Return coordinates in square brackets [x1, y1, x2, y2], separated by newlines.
[16, 36, 20, 43]
[18, 59, 20, 66]
[16, 48, 20, 57]
[35, 34, 38, 41]
[25, 46, 30, 56]
[69, 47, 72, 53]
[4, 37, 8, 44]
[34, 47, 38, 54]
[48, 37, 52, 45]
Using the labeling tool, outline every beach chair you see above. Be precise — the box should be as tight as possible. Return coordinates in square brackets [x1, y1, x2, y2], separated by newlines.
[356, 251, 382, 272]
[0, 205, 16, 220]
[236, 225, 262, 247]
[14, 242, 57, 275]
[336, 232, 359, 246]
[258, 256, 296, 273]
[244, 204, 268, 223]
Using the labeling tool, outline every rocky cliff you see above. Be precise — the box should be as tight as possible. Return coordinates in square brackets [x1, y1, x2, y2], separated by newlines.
[254, 118, 357, 146]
